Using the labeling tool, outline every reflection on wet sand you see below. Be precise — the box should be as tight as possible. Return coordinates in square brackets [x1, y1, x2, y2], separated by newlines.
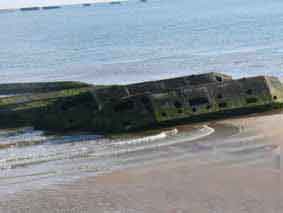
[0, 112, 282, 212]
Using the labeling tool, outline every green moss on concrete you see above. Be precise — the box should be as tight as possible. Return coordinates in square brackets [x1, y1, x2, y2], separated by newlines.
[0, 81, 90, 95]
[34, 91, 98, 132]
[0, 87, 92, 109]
[0, 74, 283, 133]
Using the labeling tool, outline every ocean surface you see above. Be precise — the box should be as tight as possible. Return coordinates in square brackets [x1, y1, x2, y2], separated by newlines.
[1, 0, 283, 84]
[0, 0, 282, 196]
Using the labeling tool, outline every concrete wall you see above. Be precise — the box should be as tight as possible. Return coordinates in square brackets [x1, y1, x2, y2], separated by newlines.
[0, 74, 282, 133]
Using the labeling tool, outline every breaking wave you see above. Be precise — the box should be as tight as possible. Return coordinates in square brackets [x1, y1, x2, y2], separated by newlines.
[0, 125, 215, 170]
[0, 127, 46, 149]
[94, 125, 215, 157]
[111, 128, 179, 146]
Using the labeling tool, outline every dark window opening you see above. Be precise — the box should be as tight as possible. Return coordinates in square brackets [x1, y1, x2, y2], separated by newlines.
[273, 96, 278, 100]
[192, 107, 197, 112]
[219, 102, 227, 108]
[216, 76, 223, 82]
[61, 105, 68, 111]
[123, 121, 132, 127]
[61, 101, 73, 111]
[141, 96, 152, 111]
[174, 101, 183, 108]
[217, 94, 223, 99]
[141, 96, 150, 105]
[114, 101, 135, 112]
[86, 102, 95, 108]
[246, 89, 253, 95]
[189, 97, 209, 107]
[246, 98, 258, 104]
[161, 112, 167, 117]
[84, 103, 99, 111]
[85, 103, 92, 108]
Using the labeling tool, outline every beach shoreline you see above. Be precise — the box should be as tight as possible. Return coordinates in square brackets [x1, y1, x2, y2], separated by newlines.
[0, 112, 282, 213]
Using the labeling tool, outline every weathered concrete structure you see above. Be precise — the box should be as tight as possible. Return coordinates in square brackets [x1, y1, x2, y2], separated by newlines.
[0, 81, 89, 95]
[0, 73, 282, 133]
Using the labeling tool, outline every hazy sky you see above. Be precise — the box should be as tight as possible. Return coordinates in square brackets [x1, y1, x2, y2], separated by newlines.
[0, 0, 112, 9]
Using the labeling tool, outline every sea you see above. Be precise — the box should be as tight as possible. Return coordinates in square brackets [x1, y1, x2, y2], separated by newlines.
[1, 0, 283, 84]
[0, 0, 282, 195]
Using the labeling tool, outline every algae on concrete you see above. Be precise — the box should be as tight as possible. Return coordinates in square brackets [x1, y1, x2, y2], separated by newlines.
[0, 73, 282, 133]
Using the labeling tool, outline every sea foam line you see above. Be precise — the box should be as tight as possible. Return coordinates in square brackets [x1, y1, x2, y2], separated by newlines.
[0, 126, 214, 170]
[111, 128, 178, 146]
[92, 125, 215, 157]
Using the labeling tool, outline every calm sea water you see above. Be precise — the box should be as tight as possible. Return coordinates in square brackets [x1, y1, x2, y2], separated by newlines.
[0, 0, 283, 84]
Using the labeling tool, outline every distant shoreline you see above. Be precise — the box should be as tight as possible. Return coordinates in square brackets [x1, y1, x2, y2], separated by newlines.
[0, 0, 127, 11]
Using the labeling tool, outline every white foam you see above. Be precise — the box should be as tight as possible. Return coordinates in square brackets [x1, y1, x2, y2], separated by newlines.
[111, 128, 178, 146]
[0, 147, 91, 170]
[0, 128, 46, 145]
[0, 126, 214, 170]
[93, 125, 215, 157]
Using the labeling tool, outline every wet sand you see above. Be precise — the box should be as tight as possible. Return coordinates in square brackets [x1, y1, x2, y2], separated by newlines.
[0, 112, 282, 213]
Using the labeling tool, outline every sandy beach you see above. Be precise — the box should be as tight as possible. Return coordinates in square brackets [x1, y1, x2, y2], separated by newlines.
[0, 112, 282, 213]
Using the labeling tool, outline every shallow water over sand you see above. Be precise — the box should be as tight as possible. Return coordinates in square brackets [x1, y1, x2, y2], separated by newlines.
[0, 117, 280, 196]
[0, 114, 282, 213]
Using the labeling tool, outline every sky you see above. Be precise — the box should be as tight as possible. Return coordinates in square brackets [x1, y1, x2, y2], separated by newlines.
[0, 0, 115, 9]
